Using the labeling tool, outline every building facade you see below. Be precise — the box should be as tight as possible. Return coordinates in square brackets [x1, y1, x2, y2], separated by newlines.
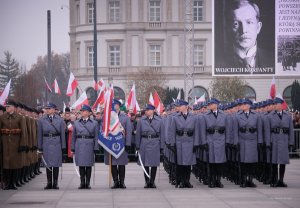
[69, 0, 299, 106]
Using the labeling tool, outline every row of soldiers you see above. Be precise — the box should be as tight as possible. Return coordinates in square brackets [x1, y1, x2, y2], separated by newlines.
[162, 97, 294, 188]
[0, 100, 43, 190]
[0, 96, 295, 190]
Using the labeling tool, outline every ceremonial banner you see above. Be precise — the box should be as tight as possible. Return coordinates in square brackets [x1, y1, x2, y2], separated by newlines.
[98, 111, 125, 159]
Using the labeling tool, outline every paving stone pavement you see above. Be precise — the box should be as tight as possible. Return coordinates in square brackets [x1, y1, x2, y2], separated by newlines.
[1, 160, 300, 208]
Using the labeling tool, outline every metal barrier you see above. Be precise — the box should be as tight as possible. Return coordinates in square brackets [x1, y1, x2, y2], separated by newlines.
[290, 128, 300, 158]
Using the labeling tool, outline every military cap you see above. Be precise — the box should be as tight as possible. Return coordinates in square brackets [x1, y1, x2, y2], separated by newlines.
[80, 104, 92, 112]
[145, 104, 155, 111]
[45, 102, 57, 109]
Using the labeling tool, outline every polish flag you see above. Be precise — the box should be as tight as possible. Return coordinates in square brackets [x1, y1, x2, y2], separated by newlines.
[102, 88, 113, 137]
[269, 76, 276, 99]
[71, 91, 88, 110]
[53, 78, 61, 95]
[149, 92, 154, 105]
[98, 79, 105, 88]
[66, 72, 78, 96]
[0, 79, 11, 105]
[276, 93, 289, 110]
[126, 84, 138, 113]
[93, 80, 99, 91]
[153, 90, 164, 114]
[44, 77, 52, 92]
[92, 83, 106, 109]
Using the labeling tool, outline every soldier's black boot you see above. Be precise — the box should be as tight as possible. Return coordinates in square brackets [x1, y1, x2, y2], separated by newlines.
[9, 170, 18, 190]
[270, 164, 278, 187]
[240, 175, 247, 188]
[216, 176, 224, 188]
[19, 168, 25, 185]
[85, 167, 92, 189]
[23, 166, 29, 183]
[144, 167, 150, 188]
[4, 169, 11, 190]
[37, 158, 42, 174]
[78, 167, 85, 189]
[277, 164, 287, 187]
[184, 166, 193, 188]
[247, 176, 257, 188]
[118, 165, 126, 189]
[15, 169, 22, 187]
[34, 163, 40, 175]
[111, 165, 119, 189]
[44, 168, 52, 190]
[30, 164, 36, 179]
[150, 167, 157, 188]
[52, 167, 59, 190]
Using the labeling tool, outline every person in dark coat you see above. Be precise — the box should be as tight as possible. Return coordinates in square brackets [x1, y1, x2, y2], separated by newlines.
[37, 103, 66, 190]
[234, 98, 263, 188]
[169, 99, 200, 188]
[266, 97, 294, 187]
[104, 99, 132, 189]
[201, 98, 230, 188]
[136, 104, 163, 188]
[71, 105, 99, 189]
[0, 100, 27, 190]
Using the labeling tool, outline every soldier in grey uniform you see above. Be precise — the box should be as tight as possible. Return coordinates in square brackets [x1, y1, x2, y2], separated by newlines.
[201, 98, 230, 188]
[37, 103, 66, 190]
[234, 99, 263, 188]
[71, 105, 99, 189]
[104, 99, 132, 189]
[136, 104, 164, 188]
[266, 97, 294, 187]
[169, 99, 200, 188]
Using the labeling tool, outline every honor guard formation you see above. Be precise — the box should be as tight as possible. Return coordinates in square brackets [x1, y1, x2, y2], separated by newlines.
[0, 96, 296, 190]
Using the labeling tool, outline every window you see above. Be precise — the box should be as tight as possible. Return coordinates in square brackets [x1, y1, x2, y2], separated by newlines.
[109, 45, 121, 66]
[194, 45, 204, 66]
[283, 85, 292, 108]
[76, 4, 80, 24]
[87, 3, 94, 24]
[109, 1, 120, 23]
[86, 87, 96, 105]
[193, 0, 203, 22]
[87, 46, 94, 67]
[149, 0, 161, 22]
[149, 45, 161, 66]
[243, 85, 256, 100]
[113, 86, 125, 101]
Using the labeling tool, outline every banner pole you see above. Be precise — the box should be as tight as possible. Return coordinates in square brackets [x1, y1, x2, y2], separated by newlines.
[109, 154, 112, 188]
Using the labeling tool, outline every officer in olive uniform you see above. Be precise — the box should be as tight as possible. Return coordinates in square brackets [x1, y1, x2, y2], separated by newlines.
[37, 103, 66, 190]
[71, 105, 99, 189]
[136, 104, 164, 188]
[0, 100, 27, 190]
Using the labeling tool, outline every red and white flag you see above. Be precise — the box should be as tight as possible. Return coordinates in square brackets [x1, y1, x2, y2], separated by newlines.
[0, 79, 11, 105]
[93, 80, 99, 91]
[153, 90, 164, 114]
[66, 72, 78, 96]
[53, 78, 61, 94]
[276, 93, 289, 110]
[269, 76, 276, 99]
[102, 88, 113, 137]
[126, 83, 139, 113]
[44, 77, 52, 92]
[98, 79, 105, 88]
[71, 91, 88, 110]
[92, 82, 106, 109]
[149, 92, 154, 105]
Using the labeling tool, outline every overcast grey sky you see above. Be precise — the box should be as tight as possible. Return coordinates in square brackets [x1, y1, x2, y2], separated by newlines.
[0, 0, 69, 70]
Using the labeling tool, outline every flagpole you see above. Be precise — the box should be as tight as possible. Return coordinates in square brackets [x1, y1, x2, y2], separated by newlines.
[109, 154, 112, 188]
